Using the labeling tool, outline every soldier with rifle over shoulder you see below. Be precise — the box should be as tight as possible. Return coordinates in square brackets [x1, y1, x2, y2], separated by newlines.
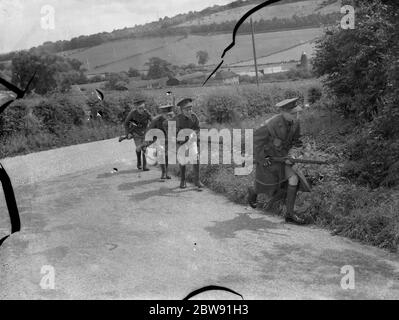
[247, 97, 327, 225]
[120, 98, 152, 171]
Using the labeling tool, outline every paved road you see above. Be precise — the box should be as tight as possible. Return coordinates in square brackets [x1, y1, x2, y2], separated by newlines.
[1, 139, 399, 299]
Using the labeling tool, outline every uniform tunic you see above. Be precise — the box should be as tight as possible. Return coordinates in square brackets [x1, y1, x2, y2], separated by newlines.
[253, 114, 301, 195]
[175, 113, 200, 165]
[124, 109, 152, 147]
[175, 113, 200, 133]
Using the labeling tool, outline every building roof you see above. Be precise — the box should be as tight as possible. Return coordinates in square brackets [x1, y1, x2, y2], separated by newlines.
[175, 72, 205, 82]
[215, 70, 238, 80]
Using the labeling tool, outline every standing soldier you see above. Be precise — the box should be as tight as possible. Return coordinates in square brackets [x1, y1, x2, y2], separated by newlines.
[123, 99, 152, 171]
[175, 98, 203, 190]
[144, 104, 175, 180]
[247, 97, 308, 225]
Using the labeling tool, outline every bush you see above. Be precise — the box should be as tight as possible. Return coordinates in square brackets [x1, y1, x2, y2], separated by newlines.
[239, 87, 275, 117]
[33, 96, 85, 136]
[0, 102, 29, 137]
[308, 85, 323, 104]
[201, 91, 245, 124]
[342, 131, 399, 188]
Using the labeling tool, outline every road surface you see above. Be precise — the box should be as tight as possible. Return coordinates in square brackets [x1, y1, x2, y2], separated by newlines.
[1, 139, 399, 299]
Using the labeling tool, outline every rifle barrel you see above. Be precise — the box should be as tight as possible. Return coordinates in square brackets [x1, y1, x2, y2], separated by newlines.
[270, 157, 328, 165]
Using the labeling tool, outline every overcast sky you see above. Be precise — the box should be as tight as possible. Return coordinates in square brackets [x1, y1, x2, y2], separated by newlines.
[0, 0, 231, 53]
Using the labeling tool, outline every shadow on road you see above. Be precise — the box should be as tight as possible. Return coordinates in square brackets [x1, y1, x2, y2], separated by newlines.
[118, 178, 165, 191]
[129, 186, 195, 201]
[205, 213, 284, 239]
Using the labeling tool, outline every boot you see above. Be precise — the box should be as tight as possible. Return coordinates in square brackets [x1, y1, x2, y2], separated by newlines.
[285, 185, 306, 225]
[180, 165, 186, 189]
[193, 164, 203, 190]
[165, 164, 171, 179]
[142, 152, 149, 171]
[247, 187, 257, 208]
[136, 151, 142, 169]
[160, 164, 166, 180]
[165, 156, 171, 179]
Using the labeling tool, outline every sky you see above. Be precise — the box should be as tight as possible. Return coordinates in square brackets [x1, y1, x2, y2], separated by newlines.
[0, 0, 231, 53]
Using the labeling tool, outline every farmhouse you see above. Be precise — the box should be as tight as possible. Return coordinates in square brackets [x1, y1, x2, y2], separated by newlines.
[140, 77, 169, 89]
[215, 70, 239, 85]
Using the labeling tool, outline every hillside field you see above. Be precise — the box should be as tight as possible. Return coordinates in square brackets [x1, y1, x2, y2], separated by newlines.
[177, 0, 341, 27]
[64, 28, 323, 75]
[131, 79, 320, 106]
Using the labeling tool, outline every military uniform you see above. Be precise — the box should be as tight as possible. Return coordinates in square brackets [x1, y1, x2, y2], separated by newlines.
[175, 98, 202, 190]
[253, 113, 302, 194]
[146, 105, 174, 180]
[248, 97, 308, 225]
[124, 99, 152, 170]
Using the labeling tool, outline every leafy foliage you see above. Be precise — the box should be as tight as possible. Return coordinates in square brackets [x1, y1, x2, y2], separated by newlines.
[11, 51, 87, 95]
[145, 57, 173, 79]
[196, 50, 209, 65]
[313, 0, 399, 188]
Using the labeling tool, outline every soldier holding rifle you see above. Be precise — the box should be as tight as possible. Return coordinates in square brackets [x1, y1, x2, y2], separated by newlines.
[121, 98, 152, 171]
[143, 104, 175, 180]
[247, 97, 315, 225]
[175, 98, 203, 190]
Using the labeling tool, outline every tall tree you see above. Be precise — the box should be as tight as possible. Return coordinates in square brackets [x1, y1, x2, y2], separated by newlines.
[145, 57, 173, 79]
[196, 50, 209, 66]
[313, 0, 398, 121]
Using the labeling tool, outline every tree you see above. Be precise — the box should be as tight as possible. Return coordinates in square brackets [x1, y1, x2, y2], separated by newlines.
[104, 72, 129, 90]
[128, 67, 141, 77]
[196, 50, 209, 66]
[11, 51, 87, 95]
[145, 57, 173, 79]
[313, 0, 399, 188]
[313, 0, 398, 121]
[299, 52, 308, 70]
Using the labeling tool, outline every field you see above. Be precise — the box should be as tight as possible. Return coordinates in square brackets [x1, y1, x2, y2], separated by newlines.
[139, 79, 319, 105]
[64, 28, 323, 75]
[231, 41, 316, 67]
[177, 0, 341, 27]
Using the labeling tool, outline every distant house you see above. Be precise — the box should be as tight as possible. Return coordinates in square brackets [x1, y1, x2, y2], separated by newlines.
[215, 70, 239, 85]
[236, 71, 258, 77]
[140, 77, 169, 89]
[176, 72, 205, 83]
[87, 73, 106, 80]
[263, 66, 284, 74]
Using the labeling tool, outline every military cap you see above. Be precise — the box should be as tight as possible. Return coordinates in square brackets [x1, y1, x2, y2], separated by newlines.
[177, 98, 193, 109]
[276, 97, 299, 110]
[159, 105, 173, 113]
[133, 98, 145, 106]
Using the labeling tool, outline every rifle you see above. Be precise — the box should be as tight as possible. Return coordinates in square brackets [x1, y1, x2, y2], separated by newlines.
[118, 134, 133, 142]
[269, 157, 329, 165]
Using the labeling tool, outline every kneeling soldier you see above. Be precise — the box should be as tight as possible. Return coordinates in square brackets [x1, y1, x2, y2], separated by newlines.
[123, 99, 152, 171]
[175, 98, 203, 190]
[248, 97, 307, 225]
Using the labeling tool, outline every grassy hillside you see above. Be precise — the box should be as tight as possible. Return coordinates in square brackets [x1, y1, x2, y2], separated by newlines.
[66, 28, 323, 74]
[231, 40, 316, 67]
[177, 0, 341, 27]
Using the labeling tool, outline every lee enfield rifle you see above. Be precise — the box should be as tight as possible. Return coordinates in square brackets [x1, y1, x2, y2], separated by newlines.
[269, 157, 329, 165]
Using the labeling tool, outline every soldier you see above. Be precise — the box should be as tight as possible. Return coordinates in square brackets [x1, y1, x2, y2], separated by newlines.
[144, 104, 175, 180]
[247, 97, 307, 225]
[175, 98, 203, 190]
[123, 98, 152, 171]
